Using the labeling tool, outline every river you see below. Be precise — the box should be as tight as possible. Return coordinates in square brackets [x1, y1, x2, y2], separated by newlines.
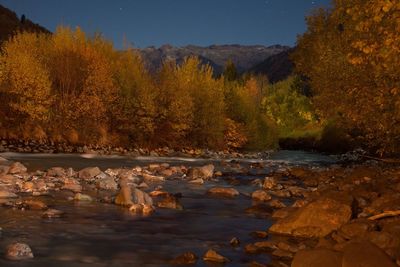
[0, 150, 336, 267]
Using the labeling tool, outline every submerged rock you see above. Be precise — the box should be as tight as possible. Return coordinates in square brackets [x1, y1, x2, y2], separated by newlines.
[157, 193, 183, 210]
[171, 252, 198, 265]
[74, 193, 93, 202]
[188, 178, 204, 185]
[42, 208, 64, 218]
[207, 187, 239, 198]
[23, 199, 47, 210]
[252, 190, 272, 202]
[5, 243, 34, 260]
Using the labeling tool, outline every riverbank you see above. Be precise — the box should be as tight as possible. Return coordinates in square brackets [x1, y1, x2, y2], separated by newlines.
[0, 153, 399, 266]
[0, 138, 272, 160]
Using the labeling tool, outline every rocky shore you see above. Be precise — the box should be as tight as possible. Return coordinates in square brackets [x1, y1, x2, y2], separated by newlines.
[0, 138, 271, 159]
[0, 154, 399, 266]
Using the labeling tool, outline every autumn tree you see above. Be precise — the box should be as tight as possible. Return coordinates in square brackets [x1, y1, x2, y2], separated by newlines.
[293, 0, 400, 154]
[155, 60, 194, 145]
[113, 49, 157, 144]
[0, 32, 52, 130]
[184, 57, 226, 147]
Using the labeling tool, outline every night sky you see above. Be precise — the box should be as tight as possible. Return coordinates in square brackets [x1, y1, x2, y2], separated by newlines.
[0, 0, 331, 48]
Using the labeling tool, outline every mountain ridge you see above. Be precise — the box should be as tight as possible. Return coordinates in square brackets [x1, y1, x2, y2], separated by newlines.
[0, 4, 293, 82]
[137, 43, 291, 77]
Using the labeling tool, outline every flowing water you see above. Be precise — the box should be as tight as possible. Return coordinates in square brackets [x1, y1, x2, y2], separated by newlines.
[0, 150, 336, 267]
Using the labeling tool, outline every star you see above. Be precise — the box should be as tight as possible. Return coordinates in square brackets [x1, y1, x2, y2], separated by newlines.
[311, 1, 316, 4]
[119, 7, 123, 11]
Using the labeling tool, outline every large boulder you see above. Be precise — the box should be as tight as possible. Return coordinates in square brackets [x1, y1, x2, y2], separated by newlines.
[78, 167, 101, 180]
[269, 197, 352, 238]
[187, 164, 214, 180]
[292, 248, 342, 267]
[342, 241, 397, 267]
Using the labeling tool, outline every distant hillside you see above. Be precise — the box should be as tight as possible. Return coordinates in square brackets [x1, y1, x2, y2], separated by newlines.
[138, 44, 291, 76]
[249, 48, 294, 83]
[0, 4, 50, 43]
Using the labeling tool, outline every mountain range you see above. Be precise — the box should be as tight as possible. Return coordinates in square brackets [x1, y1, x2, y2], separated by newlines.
[0, 4, 294, 83]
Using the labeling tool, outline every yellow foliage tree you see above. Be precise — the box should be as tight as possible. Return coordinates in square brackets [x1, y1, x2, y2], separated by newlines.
[0, 32, 51, 123]
[293, 0, 400, 154]
[156, 60, 194, 145]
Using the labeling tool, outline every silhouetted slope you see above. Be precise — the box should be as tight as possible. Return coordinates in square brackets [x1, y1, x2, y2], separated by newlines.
[249, 48, 294, 83]
[0, 4, 50, 43]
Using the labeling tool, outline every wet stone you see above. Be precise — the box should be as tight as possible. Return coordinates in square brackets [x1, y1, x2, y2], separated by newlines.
[230, 237, 240, 247]
[42, 208, 64, 218]
[203, 249, 229, 263]
[252, 190, 272, 202]
[207, 187, 239, 198]
[5, 243, 34, 260]
[7, 162, 27, 174]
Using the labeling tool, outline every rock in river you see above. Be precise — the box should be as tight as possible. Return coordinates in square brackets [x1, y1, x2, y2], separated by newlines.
[7, 162, 27, 174]
[171, 252, 198, 265]
[78, 167, 101, 180]
[207, 187, 239, 198]
[156, 193, 183, 210]
[187, 164, 214, 180]
[269, 197, 352, 238]
[96, 176, 118, 191]
[252, 190, 272, 202]
[203, 249, 229, 263]
[5, 243, 34, 260]
[115, 178, 153, 207]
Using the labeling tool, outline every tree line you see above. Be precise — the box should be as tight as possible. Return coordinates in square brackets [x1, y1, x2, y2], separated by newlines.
[1, 27, 313, 150]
